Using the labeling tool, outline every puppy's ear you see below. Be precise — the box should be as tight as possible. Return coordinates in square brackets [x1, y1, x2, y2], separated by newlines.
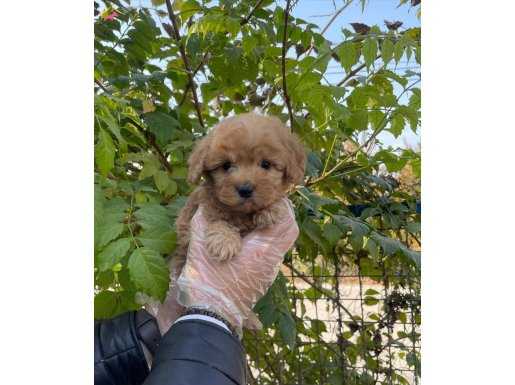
[284, 132, 306, 186]
[187, 135, 211, 184]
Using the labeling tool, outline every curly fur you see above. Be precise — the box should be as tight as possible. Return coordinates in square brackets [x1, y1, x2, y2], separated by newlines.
[174, 112, 306, 267]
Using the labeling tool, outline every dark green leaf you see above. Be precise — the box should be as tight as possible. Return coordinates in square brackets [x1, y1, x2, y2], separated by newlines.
[381, 39, 394, 65]
[363, 38, 378, 68]
[95, 129, 116, 176]
[137, 226, 176, 254]
[338, 41, 359, 72]
[143, 111, 179, 146]
[128, 247, 170, 301]
[97, 238, 131, 272]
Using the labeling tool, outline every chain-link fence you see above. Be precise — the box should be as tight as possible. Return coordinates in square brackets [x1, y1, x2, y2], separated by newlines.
[244, 199, 421, 385]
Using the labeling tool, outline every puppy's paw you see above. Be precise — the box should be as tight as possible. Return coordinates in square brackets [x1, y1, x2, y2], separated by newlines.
[206, 223, 242, 262]
[253, 201, 285, 229]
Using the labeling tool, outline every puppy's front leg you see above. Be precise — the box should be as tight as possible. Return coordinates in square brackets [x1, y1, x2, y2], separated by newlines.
[253, 200, 286, 229]
[206, 221, 242, 261]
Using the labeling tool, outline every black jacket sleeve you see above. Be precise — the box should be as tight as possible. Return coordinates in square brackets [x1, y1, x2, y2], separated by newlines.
[143, 319, 246, 385]
[94, 310, 160, 385]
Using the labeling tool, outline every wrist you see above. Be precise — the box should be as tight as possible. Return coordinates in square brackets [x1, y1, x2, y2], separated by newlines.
[178, 307, 240, 338]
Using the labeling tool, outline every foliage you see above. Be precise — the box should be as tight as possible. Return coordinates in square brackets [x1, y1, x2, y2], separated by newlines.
[94, 0, 421, 383]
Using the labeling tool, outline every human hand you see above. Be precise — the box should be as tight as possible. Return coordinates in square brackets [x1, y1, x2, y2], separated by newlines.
[175, 198, 299, 335]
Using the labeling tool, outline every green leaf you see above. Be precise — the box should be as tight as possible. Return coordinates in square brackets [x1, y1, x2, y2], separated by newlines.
[394, 40, 405, 64]
[95, 185, 105, 228]
[97, 238, 131, 272]
[278, 311, 296, 349]
[305, 152, 323, 177]
[397, 105, 419, 131]
[94, 291, 119, 319]
[153, 170, 170, 192]
[128, 247, 170, 301]
[137, 226, 177, 254]
[177, 0, 201, 20]
[302, 219, 328, 252]
[359, 257, 382, 278]
[363, 38, 378, 68]
[95, 128, 116, 176]
[371, 232, 401, 256]
[406, 222, 421, 234]
[138, 155, 160, 180]
[369, 110, 386, 130]
[366, 238, 379, 258]
[310, 319, 327, 333]
[365, 288, 380, 296]
[254, 272, 294, 343]
[134, 203, 173, 230]
[364, 296, 379, 306]
[96, 223, 125, 249]
[338, 41, 359, 72]
[347, 110, 368, 131]
[253, 288, 278, 328]
[142, 111, 179, 147]
[323, 223, 343, 246]
[191, 14, 240, 37]
[400, 246, 421, 268]
[334, 215, 370, 239]
[381, 39, 394, 65]
[390, 113, 405, 138]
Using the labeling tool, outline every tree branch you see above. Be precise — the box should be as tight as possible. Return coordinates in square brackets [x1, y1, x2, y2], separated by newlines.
[240, 0, 266, 26]
[164, 0, 205, 129]
[281, 0, 295, 128]
[336, 54, 381, 87]
[126, 118, 173, 173]
[178, 51, 210, 107]
[94, 78, 111, 94]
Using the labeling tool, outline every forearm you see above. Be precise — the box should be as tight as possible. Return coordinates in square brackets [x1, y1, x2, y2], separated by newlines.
[143, 316, 246, 385]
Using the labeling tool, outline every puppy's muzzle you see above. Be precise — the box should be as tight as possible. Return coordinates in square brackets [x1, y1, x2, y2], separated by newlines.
[236, 182, 254, 199]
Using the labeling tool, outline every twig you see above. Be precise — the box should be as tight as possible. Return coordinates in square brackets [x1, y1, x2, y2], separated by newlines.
[164, 0, 205, 129]
[304, 1, 352, 58]
[94, 79, 111, 94]
[125, 118, 173, 173]
[407, 231, 421, 247]
[336, 54, 381, 87]
[321, 1, 352, 36]
[240, 0, 266, 26]
[178, 51, 210, 107]
[281, 0, 295, 128]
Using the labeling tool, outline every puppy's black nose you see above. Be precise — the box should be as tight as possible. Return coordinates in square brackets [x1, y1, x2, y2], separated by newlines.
[237, 183, 254, 198]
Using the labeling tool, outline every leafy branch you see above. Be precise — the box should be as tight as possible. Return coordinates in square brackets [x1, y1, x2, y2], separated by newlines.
[281, 0, 295, 128]
[178, 51, 211, 107]
[307, 78, 421, 187]
[125, 117, 173, 173]
[164, 0, 205, 129]
[240, 0, 267, 26]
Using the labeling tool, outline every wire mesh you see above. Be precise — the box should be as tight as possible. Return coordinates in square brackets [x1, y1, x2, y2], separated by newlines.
[244, 247, 421, 385]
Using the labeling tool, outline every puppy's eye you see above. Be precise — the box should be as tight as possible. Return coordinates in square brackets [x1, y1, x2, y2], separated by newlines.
[260, 160, 271, 170]
[222, 161, 232, 171]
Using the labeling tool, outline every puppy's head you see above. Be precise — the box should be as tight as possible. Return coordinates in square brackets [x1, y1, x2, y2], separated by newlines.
[188, 113, 306, 214]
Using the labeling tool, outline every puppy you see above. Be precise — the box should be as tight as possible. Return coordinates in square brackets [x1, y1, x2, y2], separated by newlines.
[174, 112, 306, 267]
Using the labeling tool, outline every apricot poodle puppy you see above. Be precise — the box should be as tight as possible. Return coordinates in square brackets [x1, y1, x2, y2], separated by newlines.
[174, 112, 305, 268]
